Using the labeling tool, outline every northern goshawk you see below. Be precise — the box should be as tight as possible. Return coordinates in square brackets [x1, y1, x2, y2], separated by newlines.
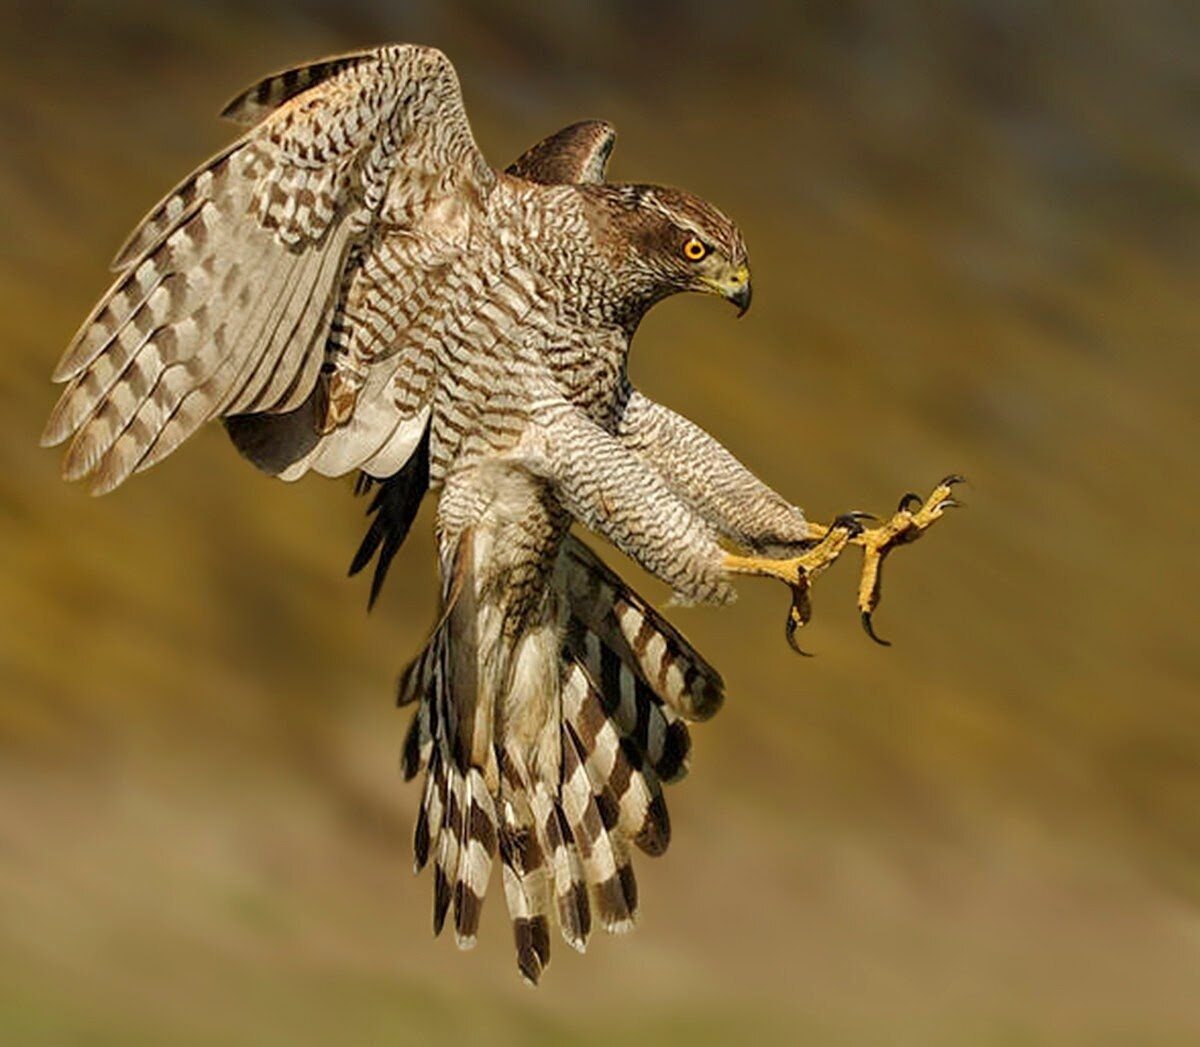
[42, 45, 959, 982]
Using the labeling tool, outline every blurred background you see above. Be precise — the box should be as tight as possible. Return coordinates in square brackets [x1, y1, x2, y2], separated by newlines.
[2, 1, 1198, 1043]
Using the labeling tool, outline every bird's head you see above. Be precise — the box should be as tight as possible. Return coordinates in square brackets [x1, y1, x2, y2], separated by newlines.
[596, 185, 752, 319]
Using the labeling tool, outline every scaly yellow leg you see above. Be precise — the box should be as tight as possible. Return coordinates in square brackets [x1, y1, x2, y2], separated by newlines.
[723, 476, 963, 654]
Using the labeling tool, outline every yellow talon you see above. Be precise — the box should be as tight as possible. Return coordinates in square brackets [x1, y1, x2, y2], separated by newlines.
[854, 474, 964, 645]
[723, 477, 963, 654]
[723, 512, 870, 655]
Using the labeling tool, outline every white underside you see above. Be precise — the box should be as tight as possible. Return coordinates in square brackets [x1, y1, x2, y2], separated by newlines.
[279, 403, 430, 481]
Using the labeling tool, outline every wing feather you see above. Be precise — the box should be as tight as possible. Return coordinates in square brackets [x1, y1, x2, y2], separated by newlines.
[219, 51, 379, 126]
[44, 44, 494, 494]
[506, 120, 616, 185]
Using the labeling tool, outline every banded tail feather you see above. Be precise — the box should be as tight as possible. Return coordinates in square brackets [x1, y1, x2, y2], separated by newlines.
[558, 536, 725, 722]
[497, 749, 554, 983]
[412, 746, 442, 873]
[560, 719, 637, 934]
[431, 758, 462, 936]
[566, 615, 692, 784]
[452, 767, 497, 948]
[560, 658, 670, 857]
[528, 778, 591, 953]
[400, 694, 434, 782]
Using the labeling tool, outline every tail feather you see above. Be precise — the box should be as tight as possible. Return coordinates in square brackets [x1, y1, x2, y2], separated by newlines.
[431, 761, 462, 936]
[562, 717, 639, 920]
[412, 747, 443, 873]
[403, 531, 723, 981]
[398, 632, 441, 780]
[399, 696, 433, 782]
[498, 842, 550, 983]
[561, 720, 636, 933]
[527, 779, 590, 953]
[497, 749, 553, 983]
[559, 535, 725, 721]
[561, 659, 670, 857]
[452, 768, 497, 948]
[566, 617, 691, 783]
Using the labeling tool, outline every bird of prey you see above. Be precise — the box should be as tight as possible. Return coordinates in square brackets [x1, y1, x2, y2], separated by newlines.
[41, 45, 959, 982]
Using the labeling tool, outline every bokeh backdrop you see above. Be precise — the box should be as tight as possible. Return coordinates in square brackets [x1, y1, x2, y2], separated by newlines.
[2, 1, 1198, 1043]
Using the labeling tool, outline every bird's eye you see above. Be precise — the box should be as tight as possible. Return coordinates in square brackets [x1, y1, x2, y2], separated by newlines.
[682, 237, 708, 262]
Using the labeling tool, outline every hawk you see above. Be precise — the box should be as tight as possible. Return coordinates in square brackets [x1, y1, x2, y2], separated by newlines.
[41, 45, 959, 982]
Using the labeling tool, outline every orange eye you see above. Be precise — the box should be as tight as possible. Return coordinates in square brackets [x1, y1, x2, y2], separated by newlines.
[683, 237, 708, 261]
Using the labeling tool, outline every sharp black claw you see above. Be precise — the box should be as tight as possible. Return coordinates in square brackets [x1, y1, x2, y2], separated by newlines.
[897, 492, 922, 513]
[861, 610, 892, 647]
[941, 473, 966, 487]
[832, 512, 870, 536]
[786, 621, 814, 657]
[937, 497, 962, 510]
[786, 601, 814, 657]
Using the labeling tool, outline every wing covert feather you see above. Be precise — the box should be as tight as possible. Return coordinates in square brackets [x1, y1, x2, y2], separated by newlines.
[506, 120, 616, 186]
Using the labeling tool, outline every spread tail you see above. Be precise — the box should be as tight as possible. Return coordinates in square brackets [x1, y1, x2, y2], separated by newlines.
[399, 532, 724, 983]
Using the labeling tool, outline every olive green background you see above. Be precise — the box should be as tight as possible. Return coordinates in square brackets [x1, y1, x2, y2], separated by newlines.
[2, 2, 1197, 1043]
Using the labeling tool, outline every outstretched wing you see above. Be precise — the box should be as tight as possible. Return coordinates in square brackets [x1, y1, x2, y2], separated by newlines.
[506, 120, 616, 185]
[42, 44, 494, 495]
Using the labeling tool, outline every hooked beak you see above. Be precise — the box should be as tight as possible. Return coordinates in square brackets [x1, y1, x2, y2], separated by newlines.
[729, 279, 752, 317]
[704, 264, 752, 317]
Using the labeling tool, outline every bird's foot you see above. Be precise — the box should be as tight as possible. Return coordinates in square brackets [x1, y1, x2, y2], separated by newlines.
[723, 512, 874, 655]
[850, 475, 964, 646]
[723, 476, 964, 654]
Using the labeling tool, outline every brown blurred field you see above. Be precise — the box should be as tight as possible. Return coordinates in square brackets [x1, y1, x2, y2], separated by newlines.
[2, 2, 1198, 1043]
